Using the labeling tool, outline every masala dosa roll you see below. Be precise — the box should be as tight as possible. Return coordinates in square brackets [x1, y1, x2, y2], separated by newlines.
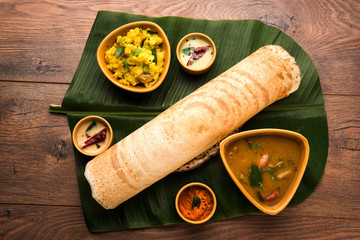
[85, 45, 301, 209]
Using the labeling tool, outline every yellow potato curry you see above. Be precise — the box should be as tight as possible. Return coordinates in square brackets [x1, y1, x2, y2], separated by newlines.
[105, 27, 165, 88]
[225, 135, 301, 206]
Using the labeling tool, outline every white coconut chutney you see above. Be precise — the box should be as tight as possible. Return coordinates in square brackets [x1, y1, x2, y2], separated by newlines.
[76, 119, 110, 155]
[180, 37, 214, 69]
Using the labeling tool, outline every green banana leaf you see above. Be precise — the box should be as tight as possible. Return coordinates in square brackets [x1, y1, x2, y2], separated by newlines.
[50, 11, 328, 232]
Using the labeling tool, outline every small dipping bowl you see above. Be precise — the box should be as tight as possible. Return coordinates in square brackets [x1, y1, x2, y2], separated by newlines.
[176, 33, 216, 75]
[175, 182, 217, 224]
[97, 21, 171, 93]
[72, 116, 114, 157]
[219, 129, 309, 215]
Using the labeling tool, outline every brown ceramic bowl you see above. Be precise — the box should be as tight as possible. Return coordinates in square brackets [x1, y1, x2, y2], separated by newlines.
[176, 33, 216, 75]
[220, 129, 310, 215]
[175, 182, 217, 224]
[97, 21, 171, 93]
[72, 115, 113, 157]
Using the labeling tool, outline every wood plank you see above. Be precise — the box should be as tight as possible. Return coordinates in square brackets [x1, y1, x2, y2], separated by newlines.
[282, 95, 360, 217]
[0, 204, 359, 239]
[0, 82, 81, 206]
[0, 0, 359, 95]
[0, 82, 359, 219]
[0, 1, 92, 84]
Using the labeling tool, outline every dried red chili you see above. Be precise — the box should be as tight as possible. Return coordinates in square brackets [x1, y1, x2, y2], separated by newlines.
[187, 46, 210, 66]
[81, 128, 107, 149]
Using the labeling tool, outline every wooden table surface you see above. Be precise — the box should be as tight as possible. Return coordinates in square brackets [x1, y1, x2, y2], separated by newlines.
[1, 0, 359, 239]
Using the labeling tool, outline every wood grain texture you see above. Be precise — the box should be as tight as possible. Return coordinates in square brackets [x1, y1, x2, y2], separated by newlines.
[0, 0, 359, 95]
[284, 95, 360, 218]
[1, 204, 359, 239]
[0, 0, 359, 238]
[0, 82, 81, 206]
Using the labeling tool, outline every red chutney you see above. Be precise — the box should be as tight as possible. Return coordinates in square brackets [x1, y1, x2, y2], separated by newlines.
[178, 186, 214, 221]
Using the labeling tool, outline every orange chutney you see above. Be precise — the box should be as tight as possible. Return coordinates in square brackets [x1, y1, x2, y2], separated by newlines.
[178, 186, 214, 221]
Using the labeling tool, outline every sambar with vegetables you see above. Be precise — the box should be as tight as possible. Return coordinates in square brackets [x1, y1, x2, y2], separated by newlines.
[224, 135, 302, 206]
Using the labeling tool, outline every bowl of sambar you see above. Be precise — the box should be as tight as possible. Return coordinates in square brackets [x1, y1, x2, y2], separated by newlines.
[219, 129, 309, 215]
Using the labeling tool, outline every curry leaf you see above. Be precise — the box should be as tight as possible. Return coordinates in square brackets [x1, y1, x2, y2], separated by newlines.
[151, 47, 158, 64]
[115, 46, 125, 58]
[249, 164, 263, 188]
[147, 30, 158, 35]
[85, 120, 96, 132]
[181, 47, 195, 56]
[191, 195, 201, 209]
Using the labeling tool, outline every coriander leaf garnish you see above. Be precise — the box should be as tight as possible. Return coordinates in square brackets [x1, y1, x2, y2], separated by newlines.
[131, 48, 142, 56]
[263, 167, 277, 175]
[251, 144, 260, 149]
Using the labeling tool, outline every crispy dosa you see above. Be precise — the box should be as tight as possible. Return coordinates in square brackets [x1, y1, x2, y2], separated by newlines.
[84, 45, 301, 209]
[175, 128, 240, 172]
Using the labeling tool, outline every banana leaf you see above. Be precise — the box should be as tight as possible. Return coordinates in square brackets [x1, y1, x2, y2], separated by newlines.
[50, 11, 328, 232]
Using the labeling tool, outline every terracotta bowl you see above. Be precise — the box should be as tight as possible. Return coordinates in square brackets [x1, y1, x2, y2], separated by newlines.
[175, 182, 217, 224]
[72, 115, 113, 157]
[97, 21, 171, 93]
[176, 33, 216, 75]
[219, 129, 310, 215]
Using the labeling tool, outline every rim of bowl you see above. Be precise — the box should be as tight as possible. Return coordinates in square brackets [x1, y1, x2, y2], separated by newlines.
[175, 182, 217, 224]
[176, 33, 216, 75]
[72, 115, 114, 157]
[219, 128, 310, 215]
[96, 21, 171, 93]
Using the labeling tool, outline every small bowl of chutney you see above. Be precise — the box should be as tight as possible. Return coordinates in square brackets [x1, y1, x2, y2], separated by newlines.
[176, 33, 216, 75]
[72, 115, 113, 157]
[175, 182, 217, 224]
